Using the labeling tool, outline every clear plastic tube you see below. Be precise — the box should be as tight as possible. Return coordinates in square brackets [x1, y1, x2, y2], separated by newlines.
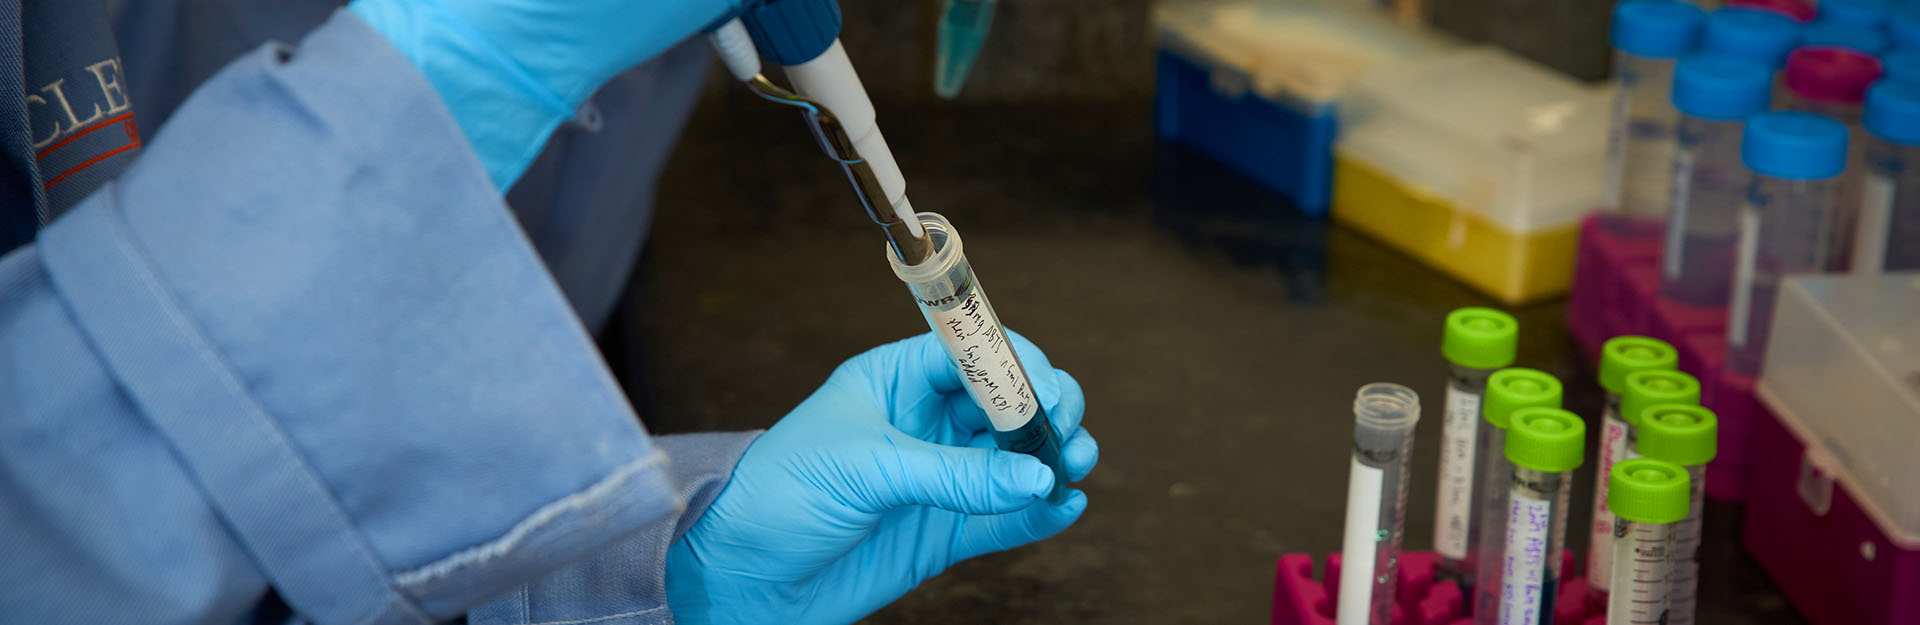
[1726, 174, 1842, 376]
[1499, 467, 1573, 625]
[1338, 383, 1421, 625]
[1588, 390, 1628, 594]
[1662, 113, 1747, 307]
[1667, 464, 1708, 625]
[887, 212, 1068, 503]
[1607, 516, 1676, 625]
[1470, 422, 1511, 625]
[1603, 51, 1683, 236]
[1435, 364, 1493, 582]
[1777, 95, 1869, 272]
[1859, 133, 1920, 271]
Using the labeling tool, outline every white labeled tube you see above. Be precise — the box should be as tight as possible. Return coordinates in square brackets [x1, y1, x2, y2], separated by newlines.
[1603, 458, 1691, 625]
[1338, 383, 1421, 625]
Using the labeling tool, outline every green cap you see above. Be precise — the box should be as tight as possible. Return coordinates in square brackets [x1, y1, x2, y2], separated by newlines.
[1599, 336, 1678, 394]
[1637, 404, 1718, 466]
[1620, 370, 1701, 427]
[1608, 458, 1690, 524]
[1505, 407, 1586, 473]
[1443, 308, 1519, 370]
[1483, 368, 1563, 429]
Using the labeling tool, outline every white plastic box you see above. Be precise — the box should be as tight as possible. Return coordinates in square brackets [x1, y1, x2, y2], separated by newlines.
[1331, 47, 1612, 302]
[1757, 272, 1920, 544]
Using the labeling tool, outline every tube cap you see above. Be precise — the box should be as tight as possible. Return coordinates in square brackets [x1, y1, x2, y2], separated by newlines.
[1784, 47, 1884, 104]
[1727, 0, 1816, 23]
[1702, 9, 1803, 66]
[1798, 23, 1891, 55]
[1612, 1, 1706, 58]
[1638, 404, 1719, 466]
[1886, 51, 1920, 83]
[1443, 307, 1519, 369]
[1483, 368, 1564, 429]
[1506, 408, 1586, 473]
[1608, 458, 1692, 524]
[1866, 80, 1920, 145]
[1673, 55, 1776, 120]
[1893, 6, 1920, 52]
[1599, 336, 1679, 394]
[1742, 111, 1850, 180]
[1819, 0, 1896, 27]
[1621, 370, 1702, 427]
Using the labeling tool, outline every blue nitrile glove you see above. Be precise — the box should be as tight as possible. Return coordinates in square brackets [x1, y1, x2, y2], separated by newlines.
[346, 0, 752, 190]
[665, 331, 1099, 625]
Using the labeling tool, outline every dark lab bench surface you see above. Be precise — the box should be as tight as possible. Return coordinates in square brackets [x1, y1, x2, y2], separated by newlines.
[611, 97, 1804, 625]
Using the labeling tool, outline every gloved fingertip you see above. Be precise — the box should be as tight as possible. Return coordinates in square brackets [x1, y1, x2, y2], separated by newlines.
[1064, 431, 1099, 482]
[1018, 456, 1056, 497]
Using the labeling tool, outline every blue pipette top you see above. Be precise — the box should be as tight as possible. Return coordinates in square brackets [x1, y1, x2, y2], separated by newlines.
[1673, 55, 1775, 120]
[1819, 0, 1896, 28]
[1743, 112, 1849, 179]
[1866, 80, 1920, 145]
[1702, 8, 1802, 66]
[1613, 1, 1706, 58]
[1800, 21, 1891, 54]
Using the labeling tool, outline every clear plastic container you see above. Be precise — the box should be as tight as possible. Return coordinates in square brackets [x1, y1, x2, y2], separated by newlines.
[1779, 48, 1885, 272]
[1856, 81, 1920, 272]
[1602, 1, 1706, 234]
[1726, 112, 1849, 377]
[1152, 0, 1455, 112]
[1662, 56, 1773, 307]
[1757, 272, 1920, 547]
[1339, 383, 1422, 625]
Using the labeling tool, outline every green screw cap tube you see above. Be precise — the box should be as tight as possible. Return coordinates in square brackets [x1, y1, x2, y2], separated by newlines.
[1599, 336, 1679, 394]
[1506, 407, 1586, 473]
[1483, 368, 1564, 429]
[1620, 369, 1701, 428]
[1443, 307, 1519, 369]
[1608, 458, 1691, 524]
[1637, 404, 1719, 466]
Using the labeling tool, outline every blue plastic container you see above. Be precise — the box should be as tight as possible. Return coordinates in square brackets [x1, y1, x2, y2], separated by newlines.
[1153, 49, 1336, 215]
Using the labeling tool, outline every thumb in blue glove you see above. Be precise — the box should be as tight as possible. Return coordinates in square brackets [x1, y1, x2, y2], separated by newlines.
[665, 331, 1098, 625]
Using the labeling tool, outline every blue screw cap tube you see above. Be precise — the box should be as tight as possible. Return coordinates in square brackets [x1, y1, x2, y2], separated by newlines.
[1728, 112, 1849, 377]
[1663, 55, 1773, 307]
[1856, 81, 1920, 271]
[1604, 1, 1706, 235]
[1701, 8, 1801, 66]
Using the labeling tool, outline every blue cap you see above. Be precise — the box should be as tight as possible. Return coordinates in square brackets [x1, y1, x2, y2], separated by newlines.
[1702, 8, 1802, 66]
[1819, 0, 1896, 27]
[1613, 1, 1707, 58]
[1742, 112, 1849, 179]
[1892, 6, 1920, 52]
[1886, 50, 1920, 81]
[1866, 80, 1920, 144]
[1800, 21, 1891, 54]
[740, 0, 843, 66]
[1673, 55, 1775, 119]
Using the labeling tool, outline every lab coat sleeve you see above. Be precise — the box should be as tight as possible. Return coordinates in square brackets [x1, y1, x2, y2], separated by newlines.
[7, 10, 752, 625]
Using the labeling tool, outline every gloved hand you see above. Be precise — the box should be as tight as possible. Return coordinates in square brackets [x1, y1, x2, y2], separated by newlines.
[665, 331, 1098, 625]
[347, 0, 752, 189]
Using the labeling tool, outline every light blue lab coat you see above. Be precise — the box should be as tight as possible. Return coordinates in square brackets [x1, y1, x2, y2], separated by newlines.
[1, 6, 759, 625]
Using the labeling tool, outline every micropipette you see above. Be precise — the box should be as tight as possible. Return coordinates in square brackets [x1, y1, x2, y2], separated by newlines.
[1471, 369, 1563, 625]
[706, 4, 1070, 501]
[1635, 404, 1719, 625]
[1498, 407, 1585, 625]
[1589, 336, 1678, 598]
[1604, 458, 1691, 625]
[935, 0, 996, 99]
[1434, 308, 1520, 588]
[1338, 383, 1422, 625]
